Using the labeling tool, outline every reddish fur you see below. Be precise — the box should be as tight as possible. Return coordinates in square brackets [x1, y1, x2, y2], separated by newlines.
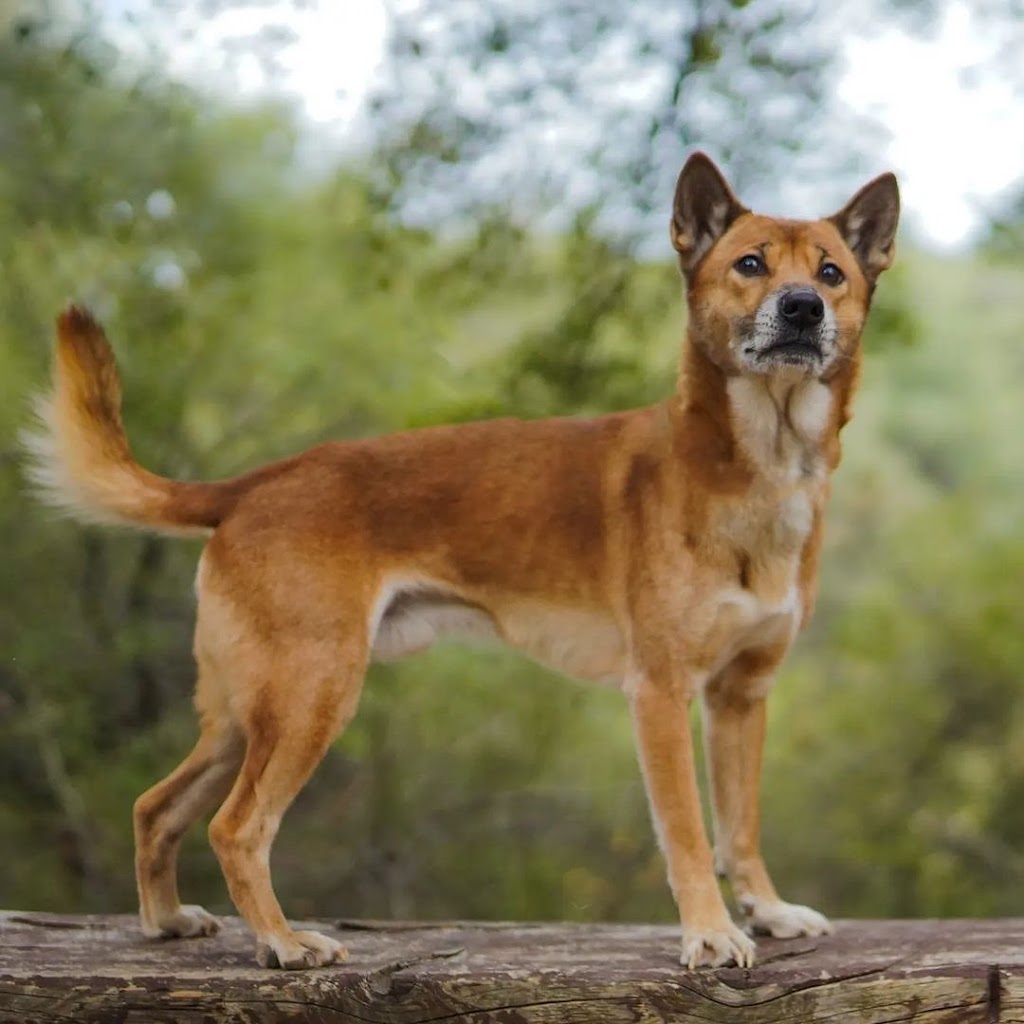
[30, 154, 898, 970]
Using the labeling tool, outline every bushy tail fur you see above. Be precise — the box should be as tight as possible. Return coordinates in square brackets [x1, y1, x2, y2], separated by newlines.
[23, 305, 234, 535]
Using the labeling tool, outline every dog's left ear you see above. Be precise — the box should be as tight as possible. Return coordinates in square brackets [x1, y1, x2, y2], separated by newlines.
[671, 153, 749, 274]
[829, 172, 900, 279]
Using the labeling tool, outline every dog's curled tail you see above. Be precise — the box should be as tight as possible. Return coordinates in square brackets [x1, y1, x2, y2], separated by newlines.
[23, 305, 234, 535]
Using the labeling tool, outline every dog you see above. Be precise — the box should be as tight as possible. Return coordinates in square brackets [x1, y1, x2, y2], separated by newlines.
[26, 153, 899, 970]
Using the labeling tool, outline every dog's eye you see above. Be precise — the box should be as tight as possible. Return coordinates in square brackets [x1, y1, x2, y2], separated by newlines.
[818, 262, 845, 286]
[734, 254, 765, 277]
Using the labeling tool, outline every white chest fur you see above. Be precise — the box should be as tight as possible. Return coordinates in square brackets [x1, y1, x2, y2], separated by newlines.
[685, 376, 833, 677]
[716, 376, 831, 559]
[726, 376, 832, 484]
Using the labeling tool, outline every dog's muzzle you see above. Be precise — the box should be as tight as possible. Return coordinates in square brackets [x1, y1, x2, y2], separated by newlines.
[740, 287, 835, 372]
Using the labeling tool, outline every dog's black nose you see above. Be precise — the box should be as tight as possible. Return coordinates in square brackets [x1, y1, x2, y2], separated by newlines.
[778, 289, 825, 328]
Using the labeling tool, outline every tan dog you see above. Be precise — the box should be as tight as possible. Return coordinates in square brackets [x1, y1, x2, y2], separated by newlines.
[26, 154, 899, 970]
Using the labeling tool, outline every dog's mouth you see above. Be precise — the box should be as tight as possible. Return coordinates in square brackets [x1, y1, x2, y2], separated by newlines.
[758, 339, 823, 364]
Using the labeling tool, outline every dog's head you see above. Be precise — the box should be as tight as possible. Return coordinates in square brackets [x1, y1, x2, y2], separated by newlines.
[670, 153, 899, 379]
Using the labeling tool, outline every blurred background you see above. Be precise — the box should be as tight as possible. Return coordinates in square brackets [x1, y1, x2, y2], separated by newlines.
[2, 0, 1024, 924]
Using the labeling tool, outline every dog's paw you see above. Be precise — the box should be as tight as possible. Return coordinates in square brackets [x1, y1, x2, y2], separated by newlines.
[256, 929, 348, 970]
[680, 921, 756, 969]
[143, 904, 221, 939]
[740, 897, 833, 939]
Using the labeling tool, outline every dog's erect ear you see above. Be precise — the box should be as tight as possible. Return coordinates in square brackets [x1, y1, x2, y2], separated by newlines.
[829, 172, 900, 279]
[670, 153, 749, 274]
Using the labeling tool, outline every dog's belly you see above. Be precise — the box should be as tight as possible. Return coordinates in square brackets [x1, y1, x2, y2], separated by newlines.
[370, 585, 499, 661]
[369, 580, 627, 685]
[497, 602, 627, 685]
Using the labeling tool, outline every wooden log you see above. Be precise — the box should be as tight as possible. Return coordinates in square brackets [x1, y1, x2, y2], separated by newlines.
[1, 912, 1022, 1022]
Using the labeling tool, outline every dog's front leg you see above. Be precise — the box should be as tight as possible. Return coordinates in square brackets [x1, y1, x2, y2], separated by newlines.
[702, 656, 832, 940]
[630, 678, 756, 968]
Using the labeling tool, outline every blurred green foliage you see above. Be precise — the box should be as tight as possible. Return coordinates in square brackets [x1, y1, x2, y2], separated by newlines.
[2, 5, 1024, 929]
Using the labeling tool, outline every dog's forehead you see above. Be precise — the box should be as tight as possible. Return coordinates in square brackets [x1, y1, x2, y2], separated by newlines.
[720, 214, 849, 263]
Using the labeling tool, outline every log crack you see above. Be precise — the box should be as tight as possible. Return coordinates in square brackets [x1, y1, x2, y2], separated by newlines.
[988, 962, 1002, 1023]
[362, 946, 467, 995]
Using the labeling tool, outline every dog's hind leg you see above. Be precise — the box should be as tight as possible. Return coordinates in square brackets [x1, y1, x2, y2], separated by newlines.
[133, 691, 245, 939]
[207, 635, 367, 970]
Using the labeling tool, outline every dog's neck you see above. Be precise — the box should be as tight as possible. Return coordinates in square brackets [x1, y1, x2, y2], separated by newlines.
[669, 333, 856, 489]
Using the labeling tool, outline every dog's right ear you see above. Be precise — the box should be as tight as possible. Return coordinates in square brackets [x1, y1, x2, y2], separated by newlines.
[671, 153, 749, 274]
